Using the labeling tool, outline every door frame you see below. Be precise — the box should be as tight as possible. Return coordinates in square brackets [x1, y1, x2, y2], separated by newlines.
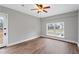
[0, 12, 8, 47]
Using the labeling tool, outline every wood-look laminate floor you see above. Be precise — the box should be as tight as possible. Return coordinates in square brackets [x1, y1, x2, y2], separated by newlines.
[0, 37, 79, 54]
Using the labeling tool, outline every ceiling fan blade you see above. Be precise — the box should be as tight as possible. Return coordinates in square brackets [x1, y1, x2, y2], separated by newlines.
[36, 4, 43, 8]
[36, 4, 39, 7]
[31, 9, 38, 10]
[44, 6, 50, 9]
[43, 10, 47, 13]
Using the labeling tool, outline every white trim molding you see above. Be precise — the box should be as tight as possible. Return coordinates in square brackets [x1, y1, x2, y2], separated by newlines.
[78, 44, 79, 48]
[41, 35, 78, 44]
[8, 35, 40, 46]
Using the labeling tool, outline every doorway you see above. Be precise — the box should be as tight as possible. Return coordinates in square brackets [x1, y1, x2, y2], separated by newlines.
[0, 13, 8, 48]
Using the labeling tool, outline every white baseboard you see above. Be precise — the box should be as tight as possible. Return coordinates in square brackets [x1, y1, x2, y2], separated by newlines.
[8, 35, 40, 46]
[41, 35, 78, 44]
[78, 44, 79, 48]
[7, 35, 78, 47]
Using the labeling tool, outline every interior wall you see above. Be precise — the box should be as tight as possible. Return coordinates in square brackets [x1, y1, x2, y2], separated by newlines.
[41, 11, 78, 43]
[0, 6, 40, 44]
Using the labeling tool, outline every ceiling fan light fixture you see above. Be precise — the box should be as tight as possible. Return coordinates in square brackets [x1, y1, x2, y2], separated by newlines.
[31, 4, 50, 13]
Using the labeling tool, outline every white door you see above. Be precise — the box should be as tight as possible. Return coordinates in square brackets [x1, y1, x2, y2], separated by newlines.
[0, 13, 8, 47]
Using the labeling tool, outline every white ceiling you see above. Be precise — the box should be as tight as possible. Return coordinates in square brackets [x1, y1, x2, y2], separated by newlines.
[1, 4, 79, 18]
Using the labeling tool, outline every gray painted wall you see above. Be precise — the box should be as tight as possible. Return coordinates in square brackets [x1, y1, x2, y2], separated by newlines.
[0, 6, 40, 44]
[41, 11, 78, 43]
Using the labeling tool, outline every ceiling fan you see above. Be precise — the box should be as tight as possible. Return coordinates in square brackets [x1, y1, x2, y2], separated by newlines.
[31, 4, 50, 13]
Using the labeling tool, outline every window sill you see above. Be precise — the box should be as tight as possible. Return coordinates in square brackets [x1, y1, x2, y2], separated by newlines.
[46, 34, 64, 39]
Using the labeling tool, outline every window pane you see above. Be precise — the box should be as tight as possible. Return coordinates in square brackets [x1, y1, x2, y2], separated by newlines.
[47, 22, 64, 38]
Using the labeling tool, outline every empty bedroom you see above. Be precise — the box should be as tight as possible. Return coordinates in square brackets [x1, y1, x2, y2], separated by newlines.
[0, 4, 79, 54]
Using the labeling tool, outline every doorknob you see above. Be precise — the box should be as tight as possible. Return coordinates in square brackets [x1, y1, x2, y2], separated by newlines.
[4, 33, 6, 35]
[4, 28, 6, 30]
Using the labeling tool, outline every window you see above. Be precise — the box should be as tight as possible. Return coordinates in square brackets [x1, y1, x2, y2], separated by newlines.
[47, 22, 64, 38]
